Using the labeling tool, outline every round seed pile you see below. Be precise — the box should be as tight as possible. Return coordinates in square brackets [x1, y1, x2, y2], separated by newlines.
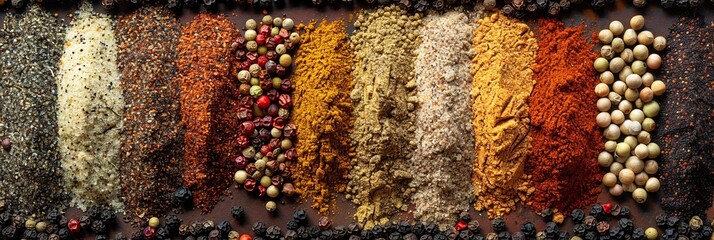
[0, 4, 68, 217]
[116, 6, 184, 220]
[593, 15, 666, 204]
[347, 5, 422, 229]
[411, 10, 475, 230]
[470, 11, 538, 219]
[57, 3, 124, 211]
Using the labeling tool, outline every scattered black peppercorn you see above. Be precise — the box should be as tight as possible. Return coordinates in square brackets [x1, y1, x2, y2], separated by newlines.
[216, 221, 230, 236]
[334, 226, 347, 239]
[46, 210, 61, 224]
[425, 223, 439, 235]
[266, 226, 281, 239]
[678, 222, 690, 235]
[498, 231, 511, 240]
[91, 220, 107, 234]
[619, 219, 634, 233]
[285, 230, 297, 240]
[619, 206, 631, 219]
[412, 222, 425, 235]
[574, 224, 587, 237]
[459, 212, 471, 223]
[372, 225, 385, 238]
[388, 232, 401, 240]
[632, 228, 645, 240]
[79, 216, 92, 230]
[584, 231, 597, 240]
[702, 226, 713, 237]
[57, 228, 70, 240]
[96, 234, 107, 240]
[572, 209, 585, 223]
[286, 220, 300, 230]
[131, 230, 143, 240]
[3, 226, 17, 239]
[521, 222, 536, 237]
[253, 222, 267, 237]
[657, 214, 669, 228]
[492, 219, 506, 233]
[541, 209, 554, 222]
[307, 225, 320, 238]
[156, 227, 170, 240]
[231, 206, 245, 220]
[590, 204, 606, 221]
[292, 210, 307, 224]
[360, 229, 374, 240]
[557, 231, 569, 240]
[164, 215, 180, 234]
[545, 222, 558, 236]
[398, 221, 411, 234]
[174, 186, 193, 204]
[609, 227, 624, 240]
[669, 217, 681, 228]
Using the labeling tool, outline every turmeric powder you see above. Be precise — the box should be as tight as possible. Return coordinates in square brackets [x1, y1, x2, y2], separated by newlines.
[470, 12, 538, 218]
[290, 19, 354, 215]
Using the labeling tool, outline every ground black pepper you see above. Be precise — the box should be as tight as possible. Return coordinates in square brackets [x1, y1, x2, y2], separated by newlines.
[0, 4, 68, 218]
[656, 16, 714, 220]
[116, 5, 184, 222]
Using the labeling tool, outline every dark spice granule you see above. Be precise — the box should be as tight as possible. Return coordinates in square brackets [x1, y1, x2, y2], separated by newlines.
[0, 4, 68, 218]
[656, 16, 714, 220]
[115, 5, 184, 221]
[176, 13, 239, 212]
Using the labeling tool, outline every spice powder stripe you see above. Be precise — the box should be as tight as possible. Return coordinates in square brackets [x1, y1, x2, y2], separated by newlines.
[57, 3, 124, 211]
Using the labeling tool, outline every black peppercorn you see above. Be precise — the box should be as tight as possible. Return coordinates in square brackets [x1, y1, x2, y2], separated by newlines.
[557, 231, 569, 240]
[492, 219, 506, 233]
[38, 232, 49, 240]
[292, 210, 307, 224]
[57, 228, 70, 240]
[383, 222, 395, 233]
[419, 235, 433, 240]
[350, 235, 362, 240]
[668, 217, 681, 228]
[96, 234, 107, 240]
[512, 232, 526, 240]
[208, 229, 220, 240]
[46, 210, 61, 224]
[460, 230, 474, 240]
[91, 220, 107, 234]
[404, 233, 418, 240]
[433, 233, 448, 240]
[459, 212, 472, 223]
[285, 229, 297, 240]
[573, 224, 587, 237]
[334, 226, 347, 239]
[690, 231, 704, 240]
[185, 236, 196, 240]
[347, 223, 361, 235]
[425, 223, 439, 235]
[584, 231, 597, 240]
[360, 230, 374, 240]
[116, 232, 128, 240]
[197, 236, 208, 240]
[175, 186, 193, 204]
[191, 222, 205, 236]
[609, 227, 624, 240]
[398, 221, 410, 234]
[545, 222, 558, 236]
[388, 232, 401, 240]
[618, 206, 630, 219]
[584, 216, 597, 230]
[231, 206, 245, 221]
[521, 222, 536, 237]
[164, 215, 180, 234]
[100, 210, 115, 226]
[678, 222, 690, 235]
[412, 222, 425, 235]
[663, 228, 678, 240]
[79, 216, 92, 230]
[3, 225, 17, 239]
[498, 231, 511, 240]
[572, 209, 585, 223]
[702, 226, 713, 237]
[657, 214, 669, 228]
[253, 222, 267, 237]
[266, 226, 281, 240]
[156, 227, 170, 240]
[286, 220, 300, 230]
[590, 205, 606, 221]
[216, 221, 231, 235]
[632, 228, 645, 240]
[619, 219, 634, 233]
[307, 225, 320, 238]
[372, 225, 385, 238]
[87, 206, 101, 220]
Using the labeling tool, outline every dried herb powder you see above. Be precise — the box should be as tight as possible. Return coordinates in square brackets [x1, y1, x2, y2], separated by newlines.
[176, 13, 239, 212]
[470, 12, 537, 219]
[411, 10, 476, 229]
[290, 19, 354, 215]
[0, 4, 68, 217]
[116, 6, 184, 220]
[347, 5, 422, 229]
[657, 16, 714, 220]
[57, 3, 124, 211]
[525, 19, 603, 214]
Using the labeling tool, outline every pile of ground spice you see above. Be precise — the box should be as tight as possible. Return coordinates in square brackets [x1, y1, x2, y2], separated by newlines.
[0, 4, 68, 217]
[525, 19, 602, 214]
[176, 14, 239, 212]
[57, 3, 124, 211]
[656, 16, 714, 220]
[470, 12, 537, 219]
[410, 10, 475, 229]
[116, 6, 183, 220]
[347, 5, 422, 229]
[290, 19, 354, 215]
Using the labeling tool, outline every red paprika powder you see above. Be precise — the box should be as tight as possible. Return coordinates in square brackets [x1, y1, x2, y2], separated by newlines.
[176, 13, 239, 212]
[526, 19, 603, 214]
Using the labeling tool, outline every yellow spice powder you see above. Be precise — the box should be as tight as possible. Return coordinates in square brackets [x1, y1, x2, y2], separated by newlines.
[470, 12, 538, 218]
[290, 19, 354, 215]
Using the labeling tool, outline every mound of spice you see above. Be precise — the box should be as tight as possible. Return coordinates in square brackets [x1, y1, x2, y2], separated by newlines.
[410, 10, 475, 229]
[57, 3, 124, 211]
[176, 13, 239, 212]
[470, 12, 537, 219]
[228, 15, 300, 212]
[289, 19, 353, 215]
[346, 5, 422, 229]
[0, 4, 68, 217]
[116, 6, 184, 220]
[525, 19, 602, 214]
[656, 16, 714, 219]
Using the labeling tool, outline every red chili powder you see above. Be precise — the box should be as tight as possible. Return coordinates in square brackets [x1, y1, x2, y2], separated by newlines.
[176, 13, 239, 212]
[526, 19, 603, 214]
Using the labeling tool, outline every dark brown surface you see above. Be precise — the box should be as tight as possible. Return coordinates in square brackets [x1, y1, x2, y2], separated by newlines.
[2, 0, 714, 237]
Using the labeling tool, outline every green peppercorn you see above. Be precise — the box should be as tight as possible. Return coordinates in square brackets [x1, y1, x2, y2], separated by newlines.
[642, 101, 660, 117]
[647, 142, 660, 158]
[289, 32, 300, 44]
[267, 185, 279, 198]
[276, 44, 286, 55]
[271, 128, 282, 138]
[279, 54, 292, 67]
[281, 139, 293, 150]
[258, 46, 268, 55]
[594, 57, 609, 72]
[282, 18, 295, 30]
[250, 77, 260, 86]
[272, 77, 282, 89]
[272, 17, 283, 27]
[260, 176, 272, 187]
[250, 86, 263, 98]
[631, 60, 646, 75]
[255, 159, 266, 171]
[616, 142, 631, 157]
[242, 147, 256, 158]
[238, 70, 251, 83]
[247, 41, 258, 52]
[271, 27, 280, 36]
[149, 217, 160, 228]
[234, 170, 248, 184]
[245, 30, 257, 41]
[246, 19, 257, 30]
[645, 228, 658, 240]
[262, 15, 273, 25]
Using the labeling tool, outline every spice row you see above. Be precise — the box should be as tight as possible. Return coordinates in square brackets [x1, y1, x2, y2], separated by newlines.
[0, 2, 711, 237]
